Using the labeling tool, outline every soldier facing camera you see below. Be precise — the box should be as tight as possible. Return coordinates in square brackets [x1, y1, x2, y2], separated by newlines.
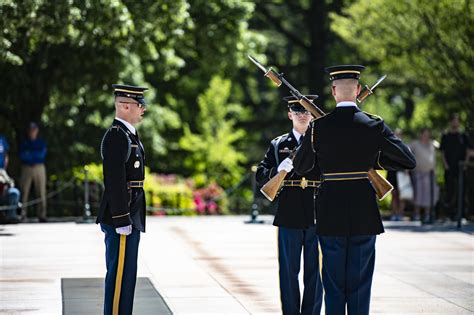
[256, 95, 323, 315]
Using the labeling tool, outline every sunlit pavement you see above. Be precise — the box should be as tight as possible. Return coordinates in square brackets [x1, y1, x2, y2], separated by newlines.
[1, 215, 473, 314]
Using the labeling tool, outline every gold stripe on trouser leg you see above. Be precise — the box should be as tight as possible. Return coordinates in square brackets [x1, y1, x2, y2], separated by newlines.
[318, 242, 323, 274]
[113, 234, 127, 315]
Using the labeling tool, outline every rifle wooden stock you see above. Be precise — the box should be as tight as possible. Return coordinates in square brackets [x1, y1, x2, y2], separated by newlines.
[298, 98, 324, 118]
[260, 170, 288, 201]
[356, 84, 373, 103]
[368, 169, 393, 200]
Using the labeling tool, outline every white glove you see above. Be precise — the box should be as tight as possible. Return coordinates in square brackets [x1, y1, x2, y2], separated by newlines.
[277, 157, 293, 173]
[116, 225, 132, 236]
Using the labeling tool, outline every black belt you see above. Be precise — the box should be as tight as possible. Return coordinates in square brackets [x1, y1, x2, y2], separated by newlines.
[127, 180, 144, 188]
[283, 177, 320, 189]
[321, 172, 368, 181]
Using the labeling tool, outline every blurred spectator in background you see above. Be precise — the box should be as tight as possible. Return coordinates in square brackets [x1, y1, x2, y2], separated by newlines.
[0, 134, 20, 223]
[410, 128, 439, 223]
[440, 114, 473, 220]
[0, 134, 9, 170]
[387, 129, 413, 221]
[19, 122, 48, 222]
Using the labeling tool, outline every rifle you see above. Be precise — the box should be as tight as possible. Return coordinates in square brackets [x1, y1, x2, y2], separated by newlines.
[248, 55, 392, 201]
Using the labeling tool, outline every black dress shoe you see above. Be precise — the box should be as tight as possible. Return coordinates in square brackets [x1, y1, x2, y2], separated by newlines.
[38, 217, 48, 223]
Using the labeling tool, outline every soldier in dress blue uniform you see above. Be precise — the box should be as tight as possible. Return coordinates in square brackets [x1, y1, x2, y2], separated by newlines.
[97, 84, 148, 315]
[256, 96, 323, 315]
[294, 66, 416, 315]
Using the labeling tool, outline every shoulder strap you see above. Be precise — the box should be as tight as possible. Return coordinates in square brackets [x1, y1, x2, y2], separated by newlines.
[100, 125, 132, 162]
[363, 111, 383, 121]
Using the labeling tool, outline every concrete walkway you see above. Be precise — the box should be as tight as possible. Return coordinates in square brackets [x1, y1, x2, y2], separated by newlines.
[0, 216, 473, 314]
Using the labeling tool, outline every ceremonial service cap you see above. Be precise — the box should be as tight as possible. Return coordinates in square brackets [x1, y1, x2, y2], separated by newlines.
[112, 84, 148, 105]
[324, 65, 365, 81]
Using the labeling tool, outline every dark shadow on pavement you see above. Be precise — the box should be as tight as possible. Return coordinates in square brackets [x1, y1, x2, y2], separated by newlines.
[61, 277, 173, 315]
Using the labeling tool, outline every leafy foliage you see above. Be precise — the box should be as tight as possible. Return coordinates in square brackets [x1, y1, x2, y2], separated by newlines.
[331, 0, 473, 129]
[179, 76, 247, 188]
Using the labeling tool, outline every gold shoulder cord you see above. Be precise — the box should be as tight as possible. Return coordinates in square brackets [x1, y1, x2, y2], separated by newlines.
[363, 111, 382, 121]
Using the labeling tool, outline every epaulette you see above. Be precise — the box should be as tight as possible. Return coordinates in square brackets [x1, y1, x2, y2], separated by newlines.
[271, 133, 289, 143]
[363, 111, 383, 121]
[100, 125, 132, 161]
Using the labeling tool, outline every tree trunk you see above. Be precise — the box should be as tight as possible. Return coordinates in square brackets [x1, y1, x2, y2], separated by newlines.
[308, 0, 328, 111]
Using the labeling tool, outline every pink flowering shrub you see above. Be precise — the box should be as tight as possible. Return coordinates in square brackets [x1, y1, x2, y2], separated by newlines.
[192, 182, 228, 214]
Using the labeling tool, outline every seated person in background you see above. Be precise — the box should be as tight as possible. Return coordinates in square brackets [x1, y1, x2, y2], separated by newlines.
[0, 169, 20, 224]
[0, 134, 20, 224]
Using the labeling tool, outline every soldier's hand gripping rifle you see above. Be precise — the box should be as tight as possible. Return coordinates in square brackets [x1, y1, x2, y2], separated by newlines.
[248, 55, 392, 201]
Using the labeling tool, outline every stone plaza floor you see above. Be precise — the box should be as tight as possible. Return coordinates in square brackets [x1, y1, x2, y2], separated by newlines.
[0, 215, 473, 314]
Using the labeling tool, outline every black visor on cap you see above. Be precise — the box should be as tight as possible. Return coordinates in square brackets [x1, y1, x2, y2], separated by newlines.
[289, 104, 307, 112]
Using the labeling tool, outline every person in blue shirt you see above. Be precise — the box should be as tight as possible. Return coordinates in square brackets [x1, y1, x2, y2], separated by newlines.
[19, 122, 48, 222]
[0, 135, 9, 169]
[0, 135, 21, 223]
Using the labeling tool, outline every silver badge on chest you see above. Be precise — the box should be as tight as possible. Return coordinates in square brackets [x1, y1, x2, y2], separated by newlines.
[134, 161, 140, 168]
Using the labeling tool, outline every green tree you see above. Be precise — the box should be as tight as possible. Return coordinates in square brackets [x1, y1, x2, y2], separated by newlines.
[252, 0, 353, 107]
[0, 0, 188, 174]
[179, 76, 247, 188]
[0, 0, 262, 178]
[331, 0, 474, 128]
[144, 0, 266, 173]
[0, 0, 132, 138]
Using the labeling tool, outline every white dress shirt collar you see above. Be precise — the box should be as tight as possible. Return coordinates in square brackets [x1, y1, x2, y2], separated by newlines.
[292, 129, 303, 143]
[336, 101, 358, 108]
[115, 117, 136, 135]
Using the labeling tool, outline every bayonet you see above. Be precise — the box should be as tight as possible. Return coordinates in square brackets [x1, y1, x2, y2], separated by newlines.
[370, 74, 386, 90]
[248, 55, 267, 74]
[247, 55, 283, 86]
[357, 74, 387, 103]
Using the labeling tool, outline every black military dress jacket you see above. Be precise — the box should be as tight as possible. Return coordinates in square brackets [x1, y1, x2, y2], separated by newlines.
[256, 130, 321, 229]
[294, 106, 416, 236]
[97, 119, 146, 232]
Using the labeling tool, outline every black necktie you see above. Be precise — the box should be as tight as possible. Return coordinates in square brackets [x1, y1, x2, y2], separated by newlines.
[134, 131, 144, 153]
